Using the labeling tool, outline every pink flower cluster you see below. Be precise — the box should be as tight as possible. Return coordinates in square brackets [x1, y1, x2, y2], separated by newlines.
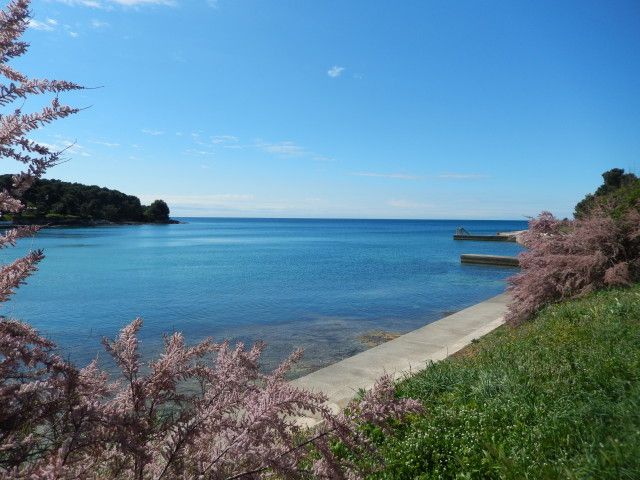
[507, 206, 640, 324]
[1, 317, 422, 478]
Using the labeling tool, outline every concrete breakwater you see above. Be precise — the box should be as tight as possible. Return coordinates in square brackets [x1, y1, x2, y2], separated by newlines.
[453, 229, 526, 243]
[291, 293, 510, 425]
[453, 233, 517, 242]
[461, 254, 520, 267]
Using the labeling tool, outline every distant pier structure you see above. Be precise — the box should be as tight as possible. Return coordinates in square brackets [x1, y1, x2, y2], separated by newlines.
[455, 226, 524, 268]
[461, 254, 520, 267]
[453, 226, 519, 242]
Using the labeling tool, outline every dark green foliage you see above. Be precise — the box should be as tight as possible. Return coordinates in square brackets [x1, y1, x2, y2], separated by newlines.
[144, 199, 170, 223]
[0, 175, 170, 224]
[365, 286, 640, 479]
[575, 168, 640, 219]
[598, 168, 636, 195]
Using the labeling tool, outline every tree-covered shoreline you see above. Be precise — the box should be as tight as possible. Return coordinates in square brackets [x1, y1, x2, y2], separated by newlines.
[574, 168, 640, 219]
[0, 175, 176, 225]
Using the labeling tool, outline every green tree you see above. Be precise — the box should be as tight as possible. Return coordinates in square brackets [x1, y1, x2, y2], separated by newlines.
[574, 168, 639, 219]
[144, 199, 170, 223]
[0, 175, 162, 223]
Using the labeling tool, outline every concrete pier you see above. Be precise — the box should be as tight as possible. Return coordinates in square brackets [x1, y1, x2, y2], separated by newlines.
[291, 293, 510, 425]
[453, 234, 517, 242]
[460, 254, 520, 267]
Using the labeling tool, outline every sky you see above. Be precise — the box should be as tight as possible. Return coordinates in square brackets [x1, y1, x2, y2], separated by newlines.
[12, 0, 640, 219]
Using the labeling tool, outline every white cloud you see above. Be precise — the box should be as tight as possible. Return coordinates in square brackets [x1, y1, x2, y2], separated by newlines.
[388, 199, 434, 209]
[437, 173, 490, 179]
[28, 19, 55, 31]
[139, 194, 255, 209]
[185, 148, 215, 156]
[28, 16, 106, 36]
[175, 133, 333, 162]
[54, 0, 177, 7]
[111, 0, 176, 5]
[91, 19, 109, 28]
[38, 139, 91, 158]
[55, 0, 104, 8]
[255, 140, 333, 162]
[139, 194, 340, 217]
[54, 0, 223, 8]
[211, 135, 239, 144]
[310, 154, 333, 162]
[222, 144, 245, 150]
[142, 129, 165, 136]
[353, 172, 420, 180]
[91, 140, 120, 147]
[257, 141, 306, 157]
[327, 65, 345, 78]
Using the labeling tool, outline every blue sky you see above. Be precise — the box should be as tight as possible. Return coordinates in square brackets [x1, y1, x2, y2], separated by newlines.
[15, 0, 640, 219]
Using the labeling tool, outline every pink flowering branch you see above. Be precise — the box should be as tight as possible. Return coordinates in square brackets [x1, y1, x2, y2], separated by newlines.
[26, 318, 416, 480]
[0, 0, 82, 307]
[507, 204, 640, 324]
[0, 225, 38, 249]
[0, 249, 43, 303]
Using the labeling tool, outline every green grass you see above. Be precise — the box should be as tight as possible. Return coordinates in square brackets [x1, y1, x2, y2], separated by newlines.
[367, 285, 640, 479]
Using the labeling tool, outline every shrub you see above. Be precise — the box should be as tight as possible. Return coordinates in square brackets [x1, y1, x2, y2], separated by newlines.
[1, 318, 421, 478]
[506, 206, 640, 324]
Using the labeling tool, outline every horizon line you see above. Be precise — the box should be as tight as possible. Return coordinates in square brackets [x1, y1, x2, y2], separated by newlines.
[170, 215, 531, 222]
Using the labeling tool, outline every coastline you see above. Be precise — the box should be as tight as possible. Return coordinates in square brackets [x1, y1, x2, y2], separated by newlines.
[5, 218, 184, 227]
[291, 292, 509, 424]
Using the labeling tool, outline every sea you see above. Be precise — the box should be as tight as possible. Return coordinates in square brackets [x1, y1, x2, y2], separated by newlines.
[4, 218, 526, 376]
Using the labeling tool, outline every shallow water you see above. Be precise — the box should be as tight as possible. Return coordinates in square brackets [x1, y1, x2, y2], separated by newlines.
[3, 218, 525, 375]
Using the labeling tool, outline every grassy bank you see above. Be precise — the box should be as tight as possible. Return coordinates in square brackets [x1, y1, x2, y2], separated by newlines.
[367, 285, 640, 479]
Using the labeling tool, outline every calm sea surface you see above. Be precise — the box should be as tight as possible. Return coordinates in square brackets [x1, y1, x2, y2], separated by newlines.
[4, 218, 526, 375]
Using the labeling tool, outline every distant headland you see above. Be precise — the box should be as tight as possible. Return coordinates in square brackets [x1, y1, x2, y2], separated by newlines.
[0, 175, 178, 226]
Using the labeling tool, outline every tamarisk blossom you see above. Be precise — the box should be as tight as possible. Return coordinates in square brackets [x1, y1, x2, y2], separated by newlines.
[0, 249, 43, 302]
[2, 315, 422, 478]
[506, 205, 640, 324]
[0, 1, 88, 477]
[92, 320, 421, 479]
[0, 0, 83, 249]
[0, 2, 422, 478]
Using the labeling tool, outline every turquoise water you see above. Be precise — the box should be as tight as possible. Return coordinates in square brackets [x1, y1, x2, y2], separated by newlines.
[4, 218, 525, 375]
